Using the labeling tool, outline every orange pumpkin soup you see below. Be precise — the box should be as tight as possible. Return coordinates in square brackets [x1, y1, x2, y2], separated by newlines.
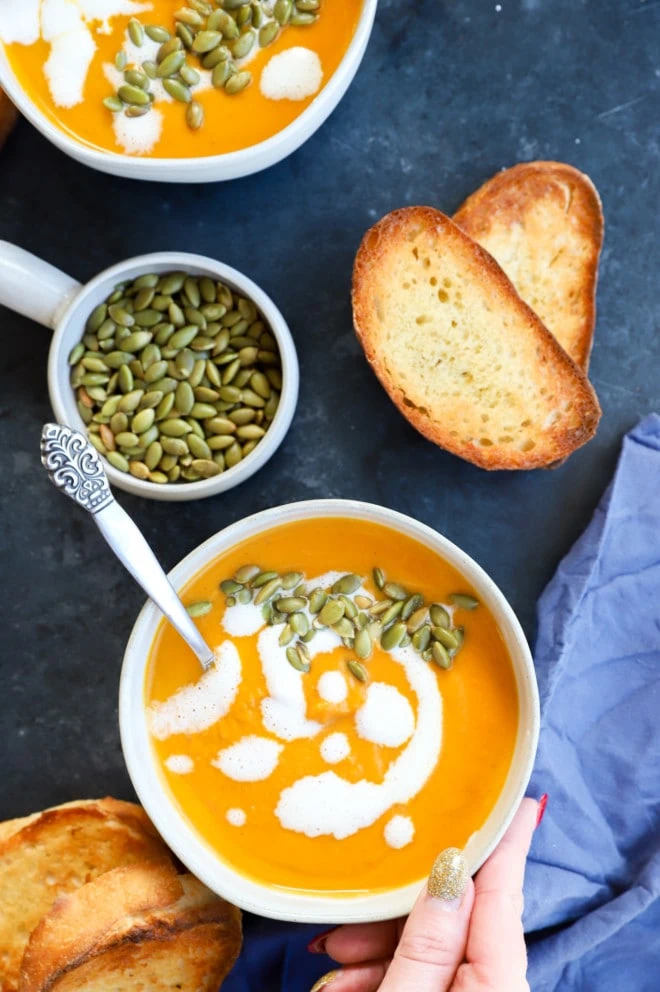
[145, 517, 519, 894]
[1, 1, 360, 158]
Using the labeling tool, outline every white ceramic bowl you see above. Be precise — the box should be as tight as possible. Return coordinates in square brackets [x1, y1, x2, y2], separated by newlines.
[119, 499, 540, 923]
[0, 242, 299, 501]
[0, 1, 378, 183]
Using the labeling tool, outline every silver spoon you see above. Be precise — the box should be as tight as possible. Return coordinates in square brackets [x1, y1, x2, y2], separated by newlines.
[40, 423, 215, 671]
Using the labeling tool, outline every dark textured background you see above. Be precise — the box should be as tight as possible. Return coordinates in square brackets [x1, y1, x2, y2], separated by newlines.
[0, 0, 658, 820]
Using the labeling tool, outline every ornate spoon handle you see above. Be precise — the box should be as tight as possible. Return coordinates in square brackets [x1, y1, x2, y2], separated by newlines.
[40, 423, 215, 671]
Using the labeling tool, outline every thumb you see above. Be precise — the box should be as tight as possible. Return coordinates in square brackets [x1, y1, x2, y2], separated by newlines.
[379, 848, 474, 992]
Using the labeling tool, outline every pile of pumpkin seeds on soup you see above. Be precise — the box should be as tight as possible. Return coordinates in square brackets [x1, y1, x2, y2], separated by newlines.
[105, 1, 324, 130]
[69, 271, 282, 484]
[190, 566, 479, 680]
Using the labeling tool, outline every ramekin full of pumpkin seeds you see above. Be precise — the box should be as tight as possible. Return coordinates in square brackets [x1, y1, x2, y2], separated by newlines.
[0, 243, 298, 499]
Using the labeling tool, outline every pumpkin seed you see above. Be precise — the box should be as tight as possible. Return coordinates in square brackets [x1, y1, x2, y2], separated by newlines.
[279, 624, 294, 646]
[259, 20, 280, 46]
[103, 95, 124, 112]
[107, 450, 129, 472]
[275, 596, 307, 614]
[431, 641, 452, 669]
[174, 7, 204, 27]
[333, 617, 355, 639]
[384, 581, 408, 601]
[286, 646, 310, 673]
[412, 625, 432, 653]
[119, 331, 153, 353]
[231, 31, 255, 59]
[163, 78, 192, 102]
[347, 660, 368, 683]
[115, 51, 127, 71]
[157, 50, 186, 76]
[180, 64, 201, 86]
[118, 83, 150, 106]
[319, 599, 345, 626]
[369, 598, 394, 617]
[355, 595, 373, 610]
[381, 601, 404, 626]
[332, 573, 361, 595]
[401, 593, 424, 621]
[191, 458, 222, 477]
[430, 604, 450, 628]
[160, 418, 192, 437]
[145, 24, 171, 42]
[373, 567, 385, 589]
[225, 70, 252, 94]
[253, 570, 279, 587]
[354, 627, 372, 660]
[308, 588, 327, 614]
[124, 68, 149, 89]
[254, 577, 282, 604]
[186, 100, 204, 129]
[128, 17, 144, 45]
[290, 612, 309, 637]
[451, 627, 465, 654]
[290, 11, 317, 25]
[381, 622, 407, 651]
[274, 0, 293, 24]
[450, 593, 480, 610]
[432, 626, 460, 651]
[186, 600, 212, 617]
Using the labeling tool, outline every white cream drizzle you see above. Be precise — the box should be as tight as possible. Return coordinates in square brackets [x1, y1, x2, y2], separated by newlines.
[212, 735, 283, 782]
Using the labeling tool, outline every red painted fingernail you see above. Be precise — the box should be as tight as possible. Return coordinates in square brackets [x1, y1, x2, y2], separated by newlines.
[536, 794, 548, 828]
[307, 928, 336, 955]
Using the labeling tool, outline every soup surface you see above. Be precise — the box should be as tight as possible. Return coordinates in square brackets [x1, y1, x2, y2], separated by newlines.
[0, 1, 360, 158]
[145, 517, 519, 895]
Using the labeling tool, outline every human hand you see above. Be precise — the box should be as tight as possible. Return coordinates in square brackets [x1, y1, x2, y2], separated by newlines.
[309, 797, 543, 992]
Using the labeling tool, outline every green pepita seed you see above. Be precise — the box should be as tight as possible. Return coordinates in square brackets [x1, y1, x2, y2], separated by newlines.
[279, 624, 294, 646]
[190, 458, 222, 477]
[384, 581, 408, 601]
[103, 95, 124, 111]
[401, 593, 424, 621]
[231, 31, 255, 59]
[280, 571, 303, 590]
[225, 70, 252, 95]
[381, 622, 407, 651]
[253, 570, 279, 588]
[373, 567, 385, 589]
[107, 450, 129, 472]
[332, 573, 361, 595]
[412, 625, 432, 654]
[124, 68, 149, 88]
[160, 418, 192, 437]
[145, 24, 171, 43]
[347, 660, 368, 683]
[354, 595, 373, 610]
[286, 645, 310, 673]
[290, 612, 309, 637]
[163, 77, 191, 102]
[381, 601, 404, 626]
[431, 641, 452, 669]
[115, 51, 127, 71]
[275, 597, 307, 614]
[290, 10, 317, 25]
[193, 29, 223, 52]
[186, 600, 213, 617]
[259, 20, 280, 46]
[432, 626, 460, 650]
[319, 599, 345, 626]
[430, 604, 450, 628]
[254, 577, 282, 604]
[118, 83, 150, 106]
[186, 101, 204, 129]
[274, 0, 293, 24]
[308, 588, 327, 614]
[128, 17, 144, 45]
[157, 50, 186, 76]
[221, 579, 244, 595]
[450, 593, 480, 610]
[339, 595, 358, 620]
[354, 627, 372, 660]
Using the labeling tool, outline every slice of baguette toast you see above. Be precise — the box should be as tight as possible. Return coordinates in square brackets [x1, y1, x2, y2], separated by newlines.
[20, 861, 242, 992]
[0, 799, 171, 992]
[453, 161, 604, 371]
[352, 206, 601, 470]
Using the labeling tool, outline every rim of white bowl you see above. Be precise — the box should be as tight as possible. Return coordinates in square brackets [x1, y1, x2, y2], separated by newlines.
[0, 0, 378, 182]
[119, 498, 540, 923]
[48, 252, 299, 501]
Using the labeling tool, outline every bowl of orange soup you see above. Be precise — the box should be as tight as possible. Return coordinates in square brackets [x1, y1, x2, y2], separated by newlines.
[119, 499, 540, 922]
[0, 0, 376, 182]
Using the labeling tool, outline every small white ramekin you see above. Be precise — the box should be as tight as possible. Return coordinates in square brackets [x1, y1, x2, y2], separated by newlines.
[0, 242, 299, 501]
[0, 1, 378, 183]
[119, 499, 540, 923]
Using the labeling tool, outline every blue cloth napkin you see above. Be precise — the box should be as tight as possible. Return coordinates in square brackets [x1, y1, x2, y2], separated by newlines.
[224, 414, 660, 992]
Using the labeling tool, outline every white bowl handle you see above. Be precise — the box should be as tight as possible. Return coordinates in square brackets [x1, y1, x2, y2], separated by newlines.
[0, 241, 82, 330]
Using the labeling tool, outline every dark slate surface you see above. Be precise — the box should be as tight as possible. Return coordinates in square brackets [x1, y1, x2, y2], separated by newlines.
[0, 0, 658, 817]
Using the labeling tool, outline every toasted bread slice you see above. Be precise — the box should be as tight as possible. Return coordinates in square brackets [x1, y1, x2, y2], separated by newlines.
[0, 799, 171, 992]
[352, 206, 601, 470]
[0, 88, 17, 148]
[20, 861, 242, 992]
[453, 162, 603, 371]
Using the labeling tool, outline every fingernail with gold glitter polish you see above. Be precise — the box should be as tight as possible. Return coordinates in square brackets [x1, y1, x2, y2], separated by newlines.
[427, 847, 468, 910]
[310, 970, 341, 992]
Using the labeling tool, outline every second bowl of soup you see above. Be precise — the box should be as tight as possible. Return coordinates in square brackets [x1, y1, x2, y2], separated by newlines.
[120, 499, 539, 921]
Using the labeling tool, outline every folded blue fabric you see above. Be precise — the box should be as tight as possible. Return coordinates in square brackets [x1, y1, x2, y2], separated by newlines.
[224, 414, 660, 992]
[525, 413, 660, 990]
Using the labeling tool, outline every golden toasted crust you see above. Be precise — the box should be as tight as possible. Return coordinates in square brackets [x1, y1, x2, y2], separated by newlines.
[0, 800, 171, 992]
[453, 161, 604, 370]
[19, 863, 242, 992]
[352, 206, 601, 470]
[0, 88, 17, 148]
